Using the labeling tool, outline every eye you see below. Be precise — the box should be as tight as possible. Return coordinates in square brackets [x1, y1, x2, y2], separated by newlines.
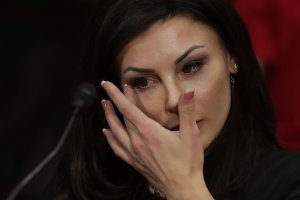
[181, 60, 203, 74]
[130, 77, 155, 89]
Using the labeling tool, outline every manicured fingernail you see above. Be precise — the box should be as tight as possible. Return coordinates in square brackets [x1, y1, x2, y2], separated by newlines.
[101, 80, 106, 88]
[101, 99, 107, 108]
[102, 128, 107, 135]
[123, 84, 128, 93]
[184, 88, 194, 100]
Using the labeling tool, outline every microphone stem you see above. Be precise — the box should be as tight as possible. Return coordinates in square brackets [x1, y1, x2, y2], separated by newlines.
[6, 107, 80, 200]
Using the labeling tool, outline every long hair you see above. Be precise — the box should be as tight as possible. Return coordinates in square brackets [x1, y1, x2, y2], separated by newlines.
[65, 0, 279, 199]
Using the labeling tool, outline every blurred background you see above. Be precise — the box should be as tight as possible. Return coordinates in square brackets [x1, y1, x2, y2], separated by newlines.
[0, 0, 299, 199]
[0, 0, 97, 199]
[232, 0, 300, 151]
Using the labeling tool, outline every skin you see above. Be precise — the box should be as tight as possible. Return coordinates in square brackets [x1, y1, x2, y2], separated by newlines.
[101, 15, 236, 200]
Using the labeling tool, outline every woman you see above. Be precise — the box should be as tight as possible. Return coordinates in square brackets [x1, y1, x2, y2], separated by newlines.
[52, 0, 300, 199]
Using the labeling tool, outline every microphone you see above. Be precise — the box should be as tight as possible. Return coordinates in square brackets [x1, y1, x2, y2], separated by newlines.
[6, 83, 97, 200]
[72, 82, 97, 110]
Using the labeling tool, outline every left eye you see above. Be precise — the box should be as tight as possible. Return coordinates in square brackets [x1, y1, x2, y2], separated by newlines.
[181, 61, 203, 74]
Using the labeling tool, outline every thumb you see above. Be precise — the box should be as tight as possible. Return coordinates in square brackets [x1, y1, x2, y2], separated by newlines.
[178, 88, 198, 142]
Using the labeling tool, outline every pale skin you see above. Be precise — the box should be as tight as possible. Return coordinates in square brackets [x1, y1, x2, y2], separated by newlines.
[101, 15, 236, 200]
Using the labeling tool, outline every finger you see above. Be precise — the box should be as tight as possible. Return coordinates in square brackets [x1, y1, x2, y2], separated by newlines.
[123, 84, 137, 105]
[124, 117, 139, 136]
[101, 81, 157, 134]
[103, 99, 151, 167]
[123, 84, 165, 145]
[101, 99, 131, 150]
[122, 85, 141, 136]
[123, 117, 150, 160]
[178, 88, 198, 143]
[103, 128, 150, 173]
[102, 128, 132, 164]
[109, 117, 151, 172]
[123, 117, 160, 169]
[122, 84, 138, 133]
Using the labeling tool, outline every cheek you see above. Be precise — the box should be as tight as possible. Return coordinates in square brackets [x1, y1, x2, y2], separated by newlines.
[209, 77, 230, 117]
[195, 72, 231, 142]
[206, 78, 231, 112]
[198, 67, 231, 114]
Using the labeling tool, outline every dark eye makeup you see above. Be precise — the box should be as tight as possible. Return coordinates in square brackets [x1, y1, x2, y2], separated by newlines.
[181, 60, 204, 74]
[124, 56, 207, 90]
[131, 77, 151, 89]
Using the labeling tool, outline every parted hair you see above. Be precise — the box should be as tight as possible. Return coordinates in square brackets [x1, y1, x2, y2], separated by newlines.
[64, 0, 279, 199]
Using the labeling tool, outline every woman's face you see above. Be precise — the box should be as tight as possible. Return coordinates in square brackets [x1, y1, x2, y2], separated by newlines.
[119, 16, 235, 148]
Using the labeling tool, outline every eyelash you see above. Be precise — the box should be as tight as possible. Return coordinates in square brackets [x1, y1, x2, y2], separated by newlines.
[130, 77, 155, 90]
[180, 60, 203, 75]
[129, 60, 204, 90]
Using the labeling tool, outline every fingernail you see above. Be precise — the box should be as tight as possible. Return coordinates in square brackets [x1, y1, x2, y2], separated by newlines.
[101, 99, 107, 108]
[123, 84, 128, 93]
[101, 80, 106, 88]
[184, 88, 194, 100]
[102, 128, 107, 136]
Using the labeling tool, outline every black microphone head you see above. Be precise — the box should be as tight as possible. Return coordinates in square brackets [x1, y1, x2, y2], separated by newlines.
[72, 83, 97, 110]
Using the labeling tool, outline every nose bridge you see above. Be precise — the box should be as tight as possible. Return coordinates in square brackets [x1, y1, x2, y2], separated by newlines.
[164, 77, 182, 112]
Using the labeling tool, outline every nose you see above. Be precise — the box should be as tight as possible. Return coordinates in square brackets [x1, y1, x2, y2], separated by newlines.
[164, 80, 182, 113]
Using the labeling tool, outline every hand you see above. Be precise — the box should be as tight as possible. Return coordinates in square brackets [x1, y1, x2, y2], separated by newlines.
[101, 81, 213, 200]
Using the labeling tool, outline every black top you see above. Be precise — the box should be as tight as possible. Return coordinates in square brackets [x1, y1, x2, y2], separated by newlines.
[245, 149, 300, 200]
[134, 149, 300, 200]
[43, 149, 300, 200]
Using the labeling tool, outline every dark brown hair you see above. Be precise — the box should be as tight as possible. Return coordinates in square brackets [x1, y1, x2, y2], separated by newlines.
[66, 0, 279, 199]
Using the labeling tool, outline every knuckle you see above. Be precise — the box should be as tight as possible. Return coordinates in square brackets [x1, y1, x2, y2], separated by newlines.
[140, 125, 150, 135]
[140, 120, 155, 133]
[131, 140, 144, 156]
[119, 102, 128, 112]
[139, 125, 154, 141]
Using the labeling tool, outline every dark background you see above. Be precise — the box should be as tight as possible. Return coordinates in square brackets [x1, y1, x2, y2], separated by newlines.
[0, 0, 97, 199]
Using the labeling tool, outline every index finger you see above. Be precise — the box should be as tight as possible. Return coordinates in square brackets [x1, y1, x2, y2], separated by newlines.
[101, 80, 151, 129]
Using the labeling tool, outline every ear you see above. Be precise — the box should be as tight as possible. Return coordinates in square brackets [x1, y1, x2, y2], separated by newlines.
[227, 56, 238, 74]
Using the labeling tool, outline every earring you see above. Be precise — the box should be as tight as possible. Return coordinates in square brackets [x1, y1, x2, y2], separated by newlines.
[230, 64, 239, 88]
[233, 63, 239, 73]
[230, 74, 236, 88]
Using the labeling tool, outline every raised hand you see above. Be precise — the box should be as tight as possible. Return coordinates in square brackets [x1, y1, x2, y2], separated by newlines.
[101, 81, 213, 200]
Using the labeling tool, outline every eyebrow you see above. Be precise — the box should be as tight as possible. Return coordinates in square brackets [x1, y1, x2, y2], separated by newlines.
[123, 44, 205, 75]
[123, 66, 155, 74]
[174, 44, 205, 64]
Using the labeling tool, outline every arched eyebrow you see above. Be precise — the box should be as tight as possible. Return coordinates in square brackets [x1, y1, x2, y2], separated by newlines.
[174, 44, 205, 64]
[123, 44, 205, 75]
[123, 67, 155, 74]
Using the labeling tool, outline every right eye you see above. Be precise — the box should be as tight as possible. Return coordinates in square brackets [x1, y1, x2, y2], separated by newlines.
[131, 77, 155, 89]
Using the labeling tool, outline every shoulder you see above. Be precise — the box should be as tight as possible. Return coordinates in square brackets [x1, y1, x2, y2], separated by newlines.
[246, 149, 300, 200]
[260, 149, 300, 173]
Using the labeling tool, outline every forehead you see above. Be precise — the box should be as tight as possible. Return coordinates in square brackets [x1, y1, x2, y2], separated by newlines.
[119, 15, 222, 68]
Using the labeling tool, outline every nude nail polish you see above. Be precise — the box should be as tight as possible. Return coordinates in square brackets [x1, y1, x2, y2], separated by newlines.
[184, 88, 194, 100]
